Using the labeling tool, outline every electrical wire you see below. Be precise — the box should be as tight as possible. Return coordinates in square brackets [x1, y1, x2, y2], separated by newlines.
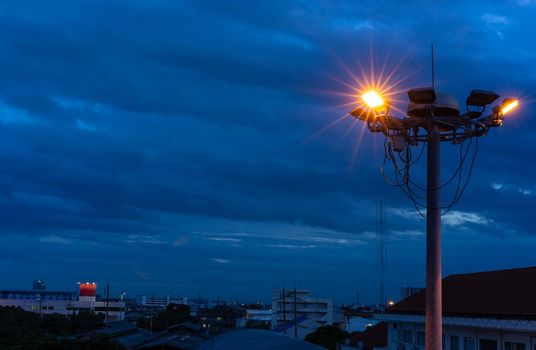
[381, 129, 480, 218]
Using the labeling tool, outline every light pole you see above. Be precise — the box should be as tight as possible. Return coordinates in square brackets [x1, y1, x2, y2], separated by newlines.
[349, 87, 519, 349]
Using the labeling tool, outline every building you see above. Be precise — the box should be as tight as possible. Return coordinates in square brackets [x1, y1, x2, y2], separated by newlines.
[236, 309, 272, 329]
[0, 289, 77, 302]
[138, 295, 188, 308]
[376, 267, 536, 350]
[188, 296, 211, 316]
[272, 288, 333, 339]
[198, 304, 245, 332]
[104, 321, 207, 350]
[245, 308, 272, 328]
[343, 322, 388, 350]
[32, 279, 46, 291]
[0, 282, 125, 321]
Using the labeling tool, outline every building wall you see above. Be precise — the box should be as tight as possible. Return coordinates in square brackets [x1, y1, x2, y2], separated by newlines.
[94, 300, 126, 321]
[386, 320, 536, 350]
[0, 297, 125, 320]
[139, 295, 188, 308]
[271, 288, 333, 339]
[0, 299, 79, 315]
[0, 290, 77, 301]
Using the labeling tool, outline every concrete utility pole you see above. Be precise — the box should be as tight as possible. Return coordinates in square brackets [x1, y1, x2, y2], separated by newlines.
[377, 200, 387, 308]
[346, 65, 519, 349]
[425, 126, 441, 350]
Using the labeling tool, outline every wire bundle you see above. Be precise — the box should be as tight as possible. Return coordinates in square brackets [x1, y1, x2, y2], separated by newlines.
[380, 134, 479, 218]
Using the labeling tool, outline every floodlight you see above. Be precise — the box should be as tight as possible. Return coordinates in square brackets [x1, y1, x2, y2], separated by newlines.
[501, 98, 519, 115]
[466, 90, 499, 107]
[361, 91, 384, 109]
[407, 87, 436, 104]
[350, 107, 367, 120]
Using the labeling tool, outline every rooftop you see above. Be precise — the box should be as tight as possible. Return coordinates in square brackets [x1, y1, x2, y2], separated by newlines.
[196, 329, 325, 350]
[388, 266, 536, 319]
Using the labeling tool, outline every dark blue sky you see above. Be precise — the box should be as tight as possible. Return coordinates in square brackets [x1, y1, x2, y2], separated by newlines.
[1, 0, 535, 304]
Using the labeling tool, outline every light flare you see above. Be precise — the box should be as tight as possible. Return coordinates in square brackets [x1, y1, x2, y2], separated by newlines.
[361, 90, 385, 108]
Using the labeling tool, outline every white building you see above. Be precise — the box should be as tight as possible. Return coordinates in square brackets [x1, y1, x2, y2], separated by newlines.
[237, 309, 272, 328]
[272, 288, 333, 339]
[138, 295, 188, 308]
[376, 267, 536, 350]
[247, 309, 272, 322]
[0, 283, 125, 321]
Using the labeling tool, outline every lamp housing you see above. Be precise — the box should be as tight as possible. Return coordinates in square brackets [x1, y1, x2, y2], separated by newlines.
[466, 90, 499, 107]
[350, 107, 367, 121]
[408, 87, 436, 104]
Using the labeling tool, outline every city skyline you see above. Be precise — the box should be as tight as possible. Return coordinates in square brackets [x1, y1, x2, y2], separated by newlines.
[1, 1, 535, 305]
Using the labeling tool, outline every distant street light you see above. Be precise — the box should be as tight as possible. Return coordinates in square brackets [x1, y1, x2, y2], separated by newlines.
[347, 80, 519, 349]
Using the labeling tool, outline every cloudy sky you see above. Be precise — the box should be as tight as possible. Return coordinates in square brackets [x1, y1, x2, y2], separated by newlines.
[1, 0, 535, 304]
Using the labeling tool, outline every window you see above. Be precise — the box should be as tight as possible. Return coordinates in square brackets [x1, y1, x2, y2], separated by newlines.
[402, 330, 414, 344]
[450, 335, 460, 350]
[464, 337, 474, 350]
[480, 339, 498, 350]
[416, 331, 425, 346]
[389, 323, 399, 342]
[505, 342, 526, 350]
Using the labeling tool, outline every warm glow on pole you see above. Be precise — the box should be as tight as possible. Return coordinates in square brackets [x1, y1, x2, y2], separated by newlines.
[361, 90, 385, 109]
[501, 99, 519, 115]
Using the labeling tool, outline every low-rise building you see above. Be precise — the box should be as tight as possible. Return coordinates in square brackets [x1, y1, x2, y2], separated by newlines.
[272, 288, 333, 339]
[376, 267, 536, 350]
[237, 309, 273, 329]
[32, 279, 46, 291]
[138, 295, 188, 308]
[198, 304, 245, 332]
[0, 282, 125, 321]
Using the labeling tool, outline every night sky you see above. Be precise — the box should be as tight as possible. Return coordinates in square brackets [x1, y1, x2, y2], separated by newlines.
[1, 1, 535, 304]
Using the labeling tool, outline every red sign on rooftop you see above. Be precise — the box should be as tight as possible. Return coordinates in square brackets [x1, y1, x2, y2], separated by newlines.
[79, 283, 97, 297]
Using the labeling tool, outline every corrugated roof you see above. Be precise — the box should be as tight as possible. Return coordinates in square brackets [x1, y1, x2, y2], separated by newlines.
[195, 329, 325, 350]
[388, 266, 536, 319]
[138, 334, 205, 349]
[114, 331, 155, 348]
